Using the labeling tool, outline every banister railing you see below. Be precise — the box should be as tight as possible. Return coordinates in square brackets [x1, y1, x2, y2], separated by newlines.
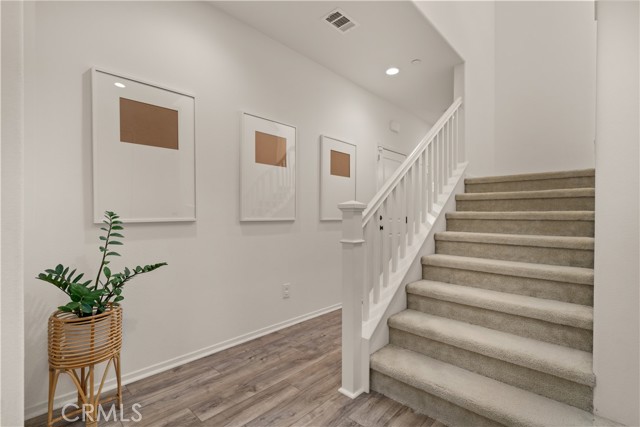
[362, 97, 463, 226]
[338, 97, 466, 398]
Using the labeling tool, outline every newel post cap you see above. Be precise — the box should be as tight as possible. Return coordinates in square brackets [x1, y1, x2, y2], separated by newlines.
[338, 201, 367, 212]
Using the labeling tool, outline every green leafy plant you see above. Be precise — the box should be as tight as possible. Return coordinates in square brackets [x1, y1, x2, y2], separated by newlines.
[37, 211, 167, 317]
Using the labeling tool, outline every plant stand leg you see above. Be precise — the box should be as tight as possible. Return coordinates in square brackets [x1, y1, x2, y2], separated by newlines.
[85, 364, 97, 427]
[78, 367, 87, 407]
[114, 354, 122, 406]
[47, 368, 60, 427]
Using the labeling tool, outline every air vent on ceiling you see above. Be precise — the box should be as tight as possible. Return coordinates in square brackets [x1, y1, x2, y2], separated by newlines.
[324, 8, 357, 33]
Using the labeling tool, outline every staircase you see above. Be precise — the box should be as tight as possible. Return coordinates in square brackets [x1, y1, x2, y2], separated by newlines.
[369, 169, 621, 426]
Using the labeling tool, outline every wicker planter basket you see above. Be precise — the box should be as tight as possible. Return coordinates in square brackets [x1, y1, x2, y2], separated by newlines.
[47, 305, 123, 427]
[48, 305, 122, 369]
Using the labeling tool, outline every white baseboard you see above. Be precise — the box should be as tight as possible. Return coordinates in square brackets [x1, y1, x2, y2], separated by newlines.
[338, 387, 366, 399]
[25, 303, 342, 420]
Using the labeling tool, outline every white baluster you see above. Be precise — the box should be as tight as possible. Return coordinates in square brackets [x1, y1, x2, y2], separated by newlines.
[444, 122, 449, 184]
[427, 142, 434, 214]
[452, 112, 458, 169]
[406, 165, 414, 246]
[372, 209, 381, 304]
[448, 120, 453, 180]
[362, 221, 373, 322]
[449, 120, 452, 174]
[449, 118, 454, 177]
[432, 138, 438, 204]
[390, 187, 398, 272]
[438, 131, 444, 195]
[444, 120, 449, 179]
[413, 163, 420, 234]
[435, 132, 440, 196]
[381, 200, 389, 288]
[456, 108, 462, 164]
[438, 126, 447, 186]
[440, 127, 445, 187]
[421, 151, 428, 223]
[458, 104, 465, 162]
[399, 176, 407, 259]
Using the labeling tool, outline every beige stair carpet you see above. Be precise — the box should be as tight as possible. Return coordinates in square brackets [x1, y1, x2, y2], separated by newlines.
[370, 169, 623, 426]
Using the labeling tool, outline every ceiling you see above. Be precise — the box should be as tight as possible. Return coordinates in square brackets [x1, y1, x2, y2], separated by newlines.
[212, 1, 463, 124]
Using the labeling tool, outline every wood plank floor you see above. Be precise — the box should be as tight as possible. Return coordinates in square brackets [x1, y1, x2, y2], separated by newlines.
[26, 309, 446, 427]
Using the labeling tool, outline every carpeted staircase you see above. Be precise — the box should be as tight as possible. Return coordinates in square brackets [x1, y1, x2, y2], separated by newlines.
[370, 169, 622, 426]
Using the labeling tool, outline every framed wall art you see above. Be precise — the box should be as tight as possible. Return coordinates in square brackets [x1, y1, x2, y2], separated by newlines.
[320, 136, 356, 221]
[240, 113, 296, 221]
[91, 68, 196, 223]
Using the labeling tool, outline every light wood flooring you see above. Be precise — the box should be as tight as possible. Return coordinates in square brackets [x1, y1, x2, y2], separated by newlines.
[27, 309, 445, 427]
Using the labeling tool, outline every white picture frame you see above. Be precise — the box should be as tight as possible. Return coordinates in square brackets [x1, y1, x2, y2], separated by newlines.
[91, 68, 196, 223]
[240, 113, 296, 222]
[320, 136, 357, 221]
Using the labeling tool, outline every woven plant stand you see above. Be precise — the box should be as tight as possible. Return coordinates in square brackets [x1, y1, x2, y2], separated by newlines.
[47, 305, 123, 427]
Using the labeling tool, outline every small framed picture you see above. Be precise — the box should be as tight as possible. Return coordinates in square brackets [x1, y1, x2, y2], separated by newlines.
[320, 136, 357, 221]
[240, 113, 296, 221]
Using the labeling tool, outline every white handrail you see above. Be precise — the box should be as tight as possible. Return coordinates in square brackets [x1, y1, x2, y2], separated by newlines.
[339, 97, 466, 399]
[363, 97, 463, 226]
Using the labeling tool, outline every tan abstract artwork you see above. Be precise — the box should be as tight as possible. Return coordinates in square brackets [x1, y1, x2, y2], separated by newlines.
[320, 136, 356, 220]
[330, 150, 350, 177]
[119, 98, 179, 150]
[93, 68, 196, 223]
[241, 113, 296, 221]
[255, 131, 287, 167]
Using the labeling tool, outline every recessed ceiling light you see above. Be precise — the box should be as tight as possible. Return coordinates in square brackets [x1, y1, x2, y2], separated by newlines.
[385, 67, 400, 76]
[114, 82, 126, 88]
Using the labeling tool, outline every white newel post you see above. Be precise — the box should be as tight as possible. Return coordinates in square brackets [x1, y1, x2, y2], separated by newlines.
[338, 201, 367, 399]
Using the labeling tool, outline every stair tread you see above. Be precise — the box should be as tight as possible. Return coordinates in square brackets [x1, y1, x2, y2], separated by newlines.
[389, 309, 594, 385]
[371, 346, 620, 427]
[457, 188, 594, 201]
[435, 231, 594, 250]
[422, 254, 594, 285]
[407, 280, 593, 329]
[446, 211, 595, 221]
[465, 169, 595, 185]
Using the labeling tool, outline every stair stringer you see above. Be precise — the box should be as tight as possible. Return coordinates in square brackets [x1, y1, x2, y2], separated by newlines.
[365, 166, 468, 357]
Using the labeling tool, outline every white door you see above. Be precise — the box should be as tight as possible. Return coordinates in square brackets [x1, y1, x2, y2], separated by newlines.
[377, 147, 407, 190]
[376, 147, 407, 274]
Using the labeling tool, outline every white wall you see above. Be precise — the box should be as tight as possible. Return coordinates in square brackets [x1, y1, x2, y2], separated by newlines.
[417, 1, 597, 178]
[592, 1, 640, 425]
[23, 1, 429, 415]
[414, 1, 496, 177]
[494, 1, 597, 175]
[1, 1, 26, 425]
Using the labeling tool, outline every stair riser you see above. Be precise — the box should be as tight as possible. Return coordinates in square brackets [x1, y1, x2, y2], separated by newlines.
[446, 218, 594, 237]
[371, 371, 504, 427]
[465, 176, 595, 193]
[456, 197, 595, 212]
[407, 295, 593, 352]
[435, 241, 594, 268]
[422, 265, 593, 305]
[389, 329, 593, 411]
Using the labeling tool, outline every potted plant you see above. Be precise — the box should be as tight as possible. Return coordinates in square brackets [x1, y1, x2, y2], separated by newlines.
[38, 211, 166, 316]
[38, 211, 166, 427]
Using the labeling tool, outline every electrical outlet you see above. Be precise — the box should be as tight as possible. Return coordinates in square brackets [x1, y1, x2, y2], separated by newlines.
[282, 283, 291, 299]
